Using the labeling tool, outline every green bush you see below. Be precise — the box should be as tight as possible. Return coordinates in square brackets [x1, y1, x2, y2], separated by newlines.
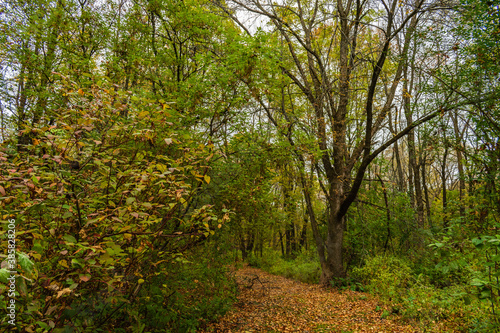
[351, 255, 487, 331]
[248, 249, 321, 284]
[423, 235, 473, 288]
[0, 82, 235, 332]
[128, 245, 237, 333]
[401, 284, 474, 326]
[351, 255, 415, 302]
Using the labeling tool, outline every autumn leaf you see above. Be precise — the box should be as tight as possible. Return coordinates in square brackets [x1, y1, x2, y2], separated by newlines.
[56, 288, 72, 298]
[58, 260, 69, 268]
[202, 267, 438, 333]
[79, 274, 91, 282]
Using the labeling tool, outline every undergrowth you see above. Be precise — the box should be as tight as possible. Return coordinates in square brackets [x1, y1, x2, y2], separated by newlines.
[247, 250, 494, 331]
[351, 255, 491, 332]
[247, 249, 321, 284]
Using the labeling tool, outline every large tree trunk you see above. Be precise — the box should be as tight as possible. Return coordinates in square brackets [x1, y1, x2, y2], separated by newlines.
[320, 212, 346, 284]
[285, 223, 296, 258]
[279, 231, 285, 257]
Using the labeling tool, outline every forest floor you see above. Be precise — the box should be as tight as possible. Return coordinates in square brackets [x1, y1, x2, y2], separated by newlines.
[201, 265, 453, 333]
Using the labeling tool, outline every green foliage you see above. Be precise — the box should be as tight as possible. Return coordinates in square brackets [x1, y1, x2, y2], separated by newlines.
[209, 129, 285, 261]
[425, 235, 472, 287]
[457, 0, 500, 75]
[330, 276, 365, 292]
[468, 232, 500, 329]
[351, 255, 485, 331]
[133, 246, 237, 333]
[352, 255, 415, 301]
[399, 284, 478, 329]
[248, 249, 321, 284]
[345, 190, 416, 265]
[0, 80, 232, 331]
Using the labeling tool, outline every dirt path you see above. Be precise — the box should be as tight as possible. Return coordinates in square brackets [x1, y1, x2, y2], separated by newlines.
[202, 266, 448, 333]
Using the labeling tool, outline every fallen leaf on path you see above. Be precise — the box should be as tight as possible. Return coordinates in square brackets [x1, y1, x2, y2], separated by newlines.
[201, 266, 452, 333]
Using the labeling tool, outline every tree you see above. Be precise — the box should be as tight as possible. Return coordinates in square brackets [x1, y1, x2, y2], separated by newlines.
[0, 0, 111, 149]
[0, 0, 244, 330]
[214, 0, 459, 283]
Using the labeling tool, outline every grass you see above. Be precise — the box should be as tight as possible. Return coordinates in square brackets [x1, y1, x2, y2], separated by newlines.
[247, 249, 321, 284]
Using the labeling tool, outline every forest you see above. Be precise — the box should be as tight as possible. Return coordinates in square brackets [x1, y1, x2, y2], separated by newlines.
[0, 0, 499, 331]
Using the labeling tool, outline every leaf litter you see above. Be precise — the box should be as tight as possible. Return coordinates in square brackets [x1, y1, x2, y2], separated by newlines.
[201, 266, 452, 332]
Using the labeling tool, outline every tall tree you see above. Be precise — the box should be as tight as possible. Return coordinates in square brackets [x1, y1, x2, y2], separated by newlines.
[214, 0, 458, 283]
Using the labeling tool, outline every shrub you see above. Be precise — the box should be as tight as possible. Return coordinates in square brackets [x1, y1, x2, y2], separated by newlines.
[351, 255, 486, 331]
[351, 255, 415, 302]
[0, 81, 232, 332]
[248, 249, 321, 284]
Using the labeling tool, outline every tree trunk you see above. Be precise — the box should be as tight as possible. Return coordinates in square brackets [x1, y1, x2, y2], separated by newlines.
[451, 111, 466, 218]
[283, 178, 296, 258]
[240, 234, 248, 261]
[403, 66, 425, 229]
[279, 231, 285, 257]
[377, 174, 392, 252]
[442, 145, 449, 228]
[421, 154, 432, 227]
[299, 218, 307, 249]
[285, 225, 293, 258]
[320, 212, 346, 284]
[389, 109, 406, 191]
